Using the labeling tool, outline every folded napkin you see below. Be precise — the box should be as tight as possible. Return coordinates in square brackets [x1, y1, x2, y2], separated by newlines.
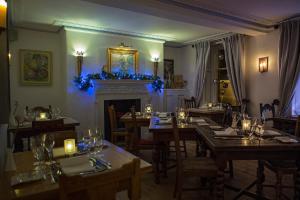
[59, 155, 95, 175]
[214, 127, 237, 136]
[158, 117, 172, 124]
[197, 122, 210, 126]
[263, 130, 281, 136]
[189, 117, 205, 123]
[274, 136, 298, 143]
[11, 171, 43, 186]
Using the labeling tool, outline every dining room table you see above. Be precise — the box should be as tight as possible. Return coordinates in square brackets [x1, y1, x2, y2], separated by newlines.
[0, 140, 152, 200]
[148, 116, 300, 200]
[7, 117, 80, 151]
[187, 107, 225, 124]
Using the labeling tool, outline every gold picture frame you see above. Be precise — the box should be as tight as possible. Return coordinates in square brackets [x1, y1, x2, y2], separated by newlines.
[20, 49, 52, 86]
[107, 47, 138, 74]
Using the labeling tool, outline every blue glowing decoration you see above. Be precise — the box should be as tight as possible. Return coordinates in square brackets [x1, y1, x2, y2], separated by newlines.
[74, 70, 164, 92]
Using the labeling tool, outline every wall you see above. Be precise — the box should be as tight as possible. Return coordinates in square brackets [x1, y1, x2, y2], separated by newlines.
[245, 30, 280, 117]
[9, 28, 66, 115]
[180, 45, 196, 96]
[164, 46, 182, 75]
[64, 29, 164, 131]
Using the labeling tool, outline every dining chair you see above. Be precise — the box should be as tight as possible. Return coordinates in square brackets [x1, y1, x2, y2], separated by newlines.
[107, 105, 129, 148]
[259, 99, 280, 125]
[172, 116, 218, 200]
[261, 115, 299, 200]
[59, 158, 141, 200]
[129, 106, 153, 154]
[184, 96, 196, 109]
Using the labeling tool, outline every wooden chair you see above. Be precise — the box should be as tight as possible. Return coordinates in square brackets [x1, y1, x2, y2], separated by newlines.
[107, 105, 129, 148]
[59, 158, 141, 200]
[261, 115, 300, 200]
[184, 97, 196, 109]
[259, 99, 280, 124]
[172, 116, 218, 200]
[129, 107, 153, 153]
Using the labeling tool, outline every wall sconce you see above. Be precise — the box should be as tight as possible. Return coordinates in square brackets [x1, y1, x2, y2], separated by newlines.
[153, 57, 159, 77]
[75, 51, 84, 76]
[0, 0, 7, 30]
[259, 57, 268, 73]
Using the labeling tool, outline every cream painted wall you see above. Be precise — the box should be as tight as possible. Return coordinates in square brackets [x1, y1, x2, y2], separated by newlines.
[164, 46, 182, 75]
[64, 29, 164, 130]
[245, 30, 280, 117]
[181, 45, 196, 96]
[9, 29, 66, 115]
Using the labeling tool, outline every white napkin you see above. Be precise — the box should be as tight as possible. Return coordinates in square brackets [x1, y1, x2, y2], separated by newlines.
[59, 155, 95, 175]
[158, 118, 172, 124]
[189, 117, 205, 123]
[263, 130, 281, 136]
[274, 136, 298, 143]
[214, 127, 237, 136]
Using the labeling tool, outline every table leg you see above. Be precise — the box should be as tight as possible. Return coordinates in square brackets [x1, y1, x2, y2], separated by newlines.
[295, 160, 300, 199]
[152, 143, 161, 184]
[256, 160, 265, 199]
[216, 160, 226, 200]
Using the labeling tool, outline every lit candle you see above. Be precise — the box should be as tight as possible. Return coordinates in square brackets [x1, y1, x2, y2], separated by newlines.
[145, 104, 152, 114]
[208, 103, 213, 109]
[0, 0, 7, 29]
[39, 112, 47, 120]
[64, 139, 76, 155]
[242, 120, 251, 131]
[178, 111, 185, 120]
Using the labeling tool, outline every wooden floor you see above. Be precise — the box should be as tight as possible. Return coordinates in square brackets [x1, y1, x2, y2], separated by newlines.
[118, 142, 295, 200]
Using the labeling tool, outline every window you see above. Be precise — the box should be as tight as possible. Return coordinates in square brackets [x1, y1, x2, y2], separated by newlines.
[292, 77, 300, 116]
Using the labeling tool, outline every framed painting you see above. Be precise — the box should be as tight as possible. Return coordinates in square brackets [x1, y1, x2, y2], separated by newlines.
[107, 48, 138, 74]
[20, 49, 52, 86]
[164, 59, 174, 80]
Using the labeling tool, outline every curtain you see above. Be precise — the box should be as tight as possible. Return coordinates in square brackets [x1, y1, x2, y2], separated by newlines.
[279, 19, 300, 116]
[222, 34, 246, 104]
[194, 41, 210, 105]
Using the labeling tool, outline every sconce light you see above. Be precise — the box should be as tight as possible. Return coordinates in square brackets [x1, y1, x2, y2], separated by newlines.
[259, 57, 268, 73]
[75, 51, 84, 76]
[153, 57, 159, 77]
[0, 0, 7, 30]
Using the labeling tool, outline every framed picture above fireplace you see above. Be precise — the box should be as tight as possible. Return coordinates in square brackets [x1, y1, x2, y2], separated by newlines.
[107, 47, 138, 74]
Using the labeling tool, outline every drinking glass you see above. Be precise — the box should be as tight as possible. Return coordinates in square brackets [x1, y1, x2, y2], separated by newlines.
[42, 134, 55, 163]
[92, 129, 104, 154]
[31, 136, 45, 170]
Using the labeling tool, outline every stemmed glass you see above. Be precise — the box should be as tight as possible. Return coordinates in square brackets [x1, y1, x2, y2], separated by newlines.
[92, 129, 104, 154]
[42, 134, 55, 163]
[31, 136, 45, 171]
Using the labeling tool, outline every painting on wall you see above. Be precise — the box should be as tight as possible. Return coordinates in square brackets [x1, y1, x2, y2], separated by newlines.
[20, 49, 52, 85]
[163, 59, 174, 80]
[107, 48, 138, 74]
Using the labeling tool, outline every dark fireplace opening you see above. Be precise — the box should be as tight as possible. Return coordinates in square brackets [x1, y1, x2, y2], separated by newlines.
[104, 99, 141, 140]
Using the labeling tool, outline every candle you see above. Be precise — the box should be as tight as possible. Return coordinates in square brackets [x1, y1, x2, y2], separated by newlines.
[178, 111, 185, 120]
[144, 104, 152, 114]
[39, 112, 47, 120]
[208, 103, 213, 109]
[242, 120, 251, 131]
[0, 0, 7, 28]
[64, 139, 76, 154]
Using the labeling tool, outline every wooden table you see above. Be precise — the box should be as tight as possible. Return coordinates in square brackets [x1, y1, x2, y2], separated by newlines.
[272, 117, 297, 135]
[0, 140, 152, 200]
[8, 118, 80, 151]
[187, 108, 225, 124]
[149, 116, 300, 200]
[120, 112, 151, 128]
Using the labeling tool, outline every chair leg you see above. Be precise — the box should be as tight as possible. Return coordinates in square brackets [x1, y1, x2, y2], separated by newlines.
[275, 173, 283, 200]
[229, 160, 234, 178]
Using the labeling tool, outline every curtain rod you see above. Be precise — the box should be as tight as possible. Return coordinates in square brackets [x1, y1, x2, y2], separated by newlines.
[190, 32, 233, 48]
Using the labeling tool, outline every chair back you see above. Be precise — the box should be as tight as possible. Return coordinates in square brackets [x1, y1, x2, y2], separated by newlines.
[26, 105, 52, 115]
[172, 116, 183, 173]
[260, 99, 280, 123]
[222, 104, 233, 127]
[296, 116, 300, 137]
[32, 119, 64, 136]
[59, 158, 141, 200]
[107, 105, 118, 131]
[184, 97, 196, 109]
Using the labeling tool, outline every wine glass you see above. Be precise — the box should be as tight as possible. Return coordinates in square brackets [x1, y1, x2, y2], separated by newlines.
[31, 136, 45, 170]
[42, 134, 55, 163]
[92, 129, 104, 154]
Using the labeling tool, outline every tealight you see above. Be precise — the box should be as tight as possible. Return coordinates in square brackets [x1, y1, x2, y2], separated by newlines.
[64, 139, 76, 155]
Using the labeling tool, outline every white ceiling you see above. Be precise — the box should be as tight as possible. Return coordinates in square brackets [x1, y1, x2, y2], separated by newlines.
[10, 0, 300, 44]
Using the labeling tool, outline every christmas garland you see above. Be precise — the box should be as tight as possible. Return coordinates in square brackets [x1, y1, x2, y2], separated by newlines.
[74, 70, 164, 92]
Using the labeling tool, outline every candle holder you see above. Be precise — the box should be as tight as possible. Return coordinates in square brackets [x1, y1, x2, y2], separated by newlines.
[208, 103, 213, 110]
[64, 139, 76, 155]
[144, 104, 153, 115]
[241, 119, 251, 139]
[39, 112, 47, 120]
[177, 108, 187, 125]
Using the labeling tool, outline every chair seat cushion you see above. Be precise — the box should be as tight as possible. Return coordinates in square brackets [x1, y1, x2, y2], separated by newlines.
[183, 157, 218, 177]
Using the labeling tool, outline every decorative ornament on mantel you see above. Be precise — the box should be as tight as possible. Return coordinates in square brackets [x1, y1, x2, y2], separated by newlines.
[74, 69, 164, 92]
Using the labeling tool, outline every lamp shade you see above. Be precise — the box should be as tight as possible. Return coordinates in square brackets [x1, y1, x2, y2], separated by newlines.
[0, 0, 7, 29]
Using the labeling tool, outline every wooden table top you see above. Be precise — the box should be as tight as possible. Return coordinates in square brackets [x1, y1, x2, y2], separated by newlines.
[8, 117, 80, 131]
[0, 141, 152, 200]
[149, 116, 195, 132]
[187, 107, 225, 114]
[120, 112, 151, 123]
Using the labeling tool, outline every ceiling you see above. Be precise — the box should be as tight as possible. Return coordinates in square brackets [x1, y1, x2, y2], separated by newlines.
[10, 0, 300, 45]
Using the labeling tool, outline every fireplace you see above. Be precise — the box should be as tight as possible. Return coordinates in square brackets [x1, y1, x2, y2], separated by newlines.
[104, 98, 141, 140]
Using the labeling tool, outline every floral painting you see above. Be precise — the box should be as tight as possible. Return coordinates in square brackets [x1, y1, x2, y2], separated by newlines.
[107, 48, 138, 74]
[20, 49, 52, 85]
